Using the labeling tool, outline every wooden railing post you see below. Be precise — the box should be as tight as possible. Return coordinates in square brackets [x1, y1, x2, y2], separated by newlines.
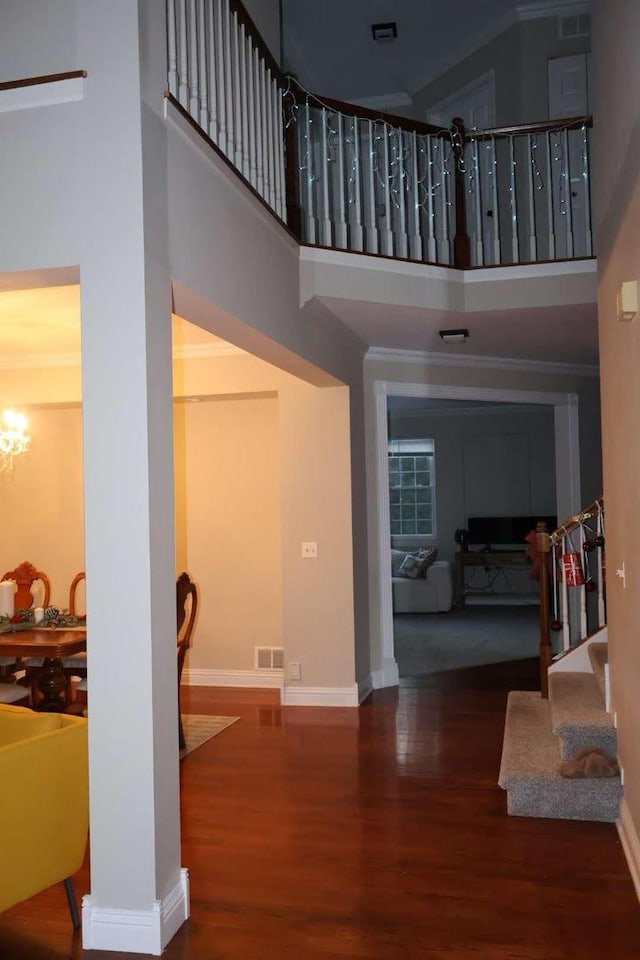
[451, 117, 470, 268]
[536, 521, 552, 698]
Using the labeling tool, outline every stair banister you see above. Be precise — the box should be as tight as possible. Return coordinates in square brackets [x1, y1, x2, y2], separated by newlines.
[536, 520, 552, 698]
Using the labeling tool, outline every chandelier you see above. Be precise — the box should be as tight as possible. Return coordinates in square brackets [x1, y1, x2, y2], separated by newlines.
[0, 409, 30, 474]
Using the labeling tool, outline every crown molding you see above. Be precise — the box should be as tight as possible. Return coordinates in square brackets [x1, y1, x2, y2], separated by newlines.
[0, 351, 81, 370]
[366, 346, 599, 378]
[516, 0, 591, 21]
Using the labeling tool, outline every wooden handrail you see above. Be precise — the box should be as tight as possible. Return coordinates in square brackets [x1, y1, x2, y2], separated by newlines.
[283, 76, 448, 138]
[468, 115, 592, 141]
[0, 70, 87, 92]
[549, 496, 603, 545]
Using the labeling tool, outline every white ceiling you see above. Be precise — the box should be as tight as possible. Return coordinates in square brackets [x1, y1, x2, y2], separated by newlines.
[282, 0, 534, 103]
[318, 296, 599, 366]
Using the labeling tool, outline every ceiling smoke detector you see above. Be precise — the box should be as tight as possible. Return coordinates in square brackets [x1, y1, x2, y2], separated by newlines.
[371, 22, 397, 43]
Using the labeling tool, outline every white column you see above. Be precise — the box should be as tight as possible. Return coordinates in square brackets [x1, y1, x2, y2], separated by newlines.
[77, 3, 186, 954]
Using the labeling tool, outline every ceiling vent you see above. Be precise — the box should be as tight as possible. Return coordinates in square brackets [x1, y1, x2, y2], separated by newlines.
[371, 22, 397, 43]
[255, 646, 284, 670]
[558, 13, 590, 39]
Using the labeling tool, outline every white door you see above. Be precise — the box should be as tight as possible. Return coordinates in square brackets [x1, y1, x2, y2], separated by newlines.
[547, 54, 592, 258]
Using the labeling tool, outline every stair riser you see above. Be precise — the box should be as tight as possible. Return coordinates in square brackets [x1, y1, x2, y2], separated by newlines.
[506, 778, 622, 822]
[556, 726, 617, 761]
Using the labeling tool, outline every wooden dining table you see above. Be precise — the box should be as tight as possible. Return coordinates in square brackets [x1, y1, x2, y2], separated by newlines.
[0, 628, 86, 712]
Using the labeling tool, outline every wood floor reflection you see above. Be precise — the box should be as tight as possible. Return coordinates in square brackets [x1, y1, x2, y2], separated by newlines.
[2, 659, 640, 959]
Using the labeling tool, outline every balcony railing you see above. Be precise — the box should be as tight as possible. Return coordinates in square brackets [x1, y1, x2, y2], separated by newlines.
[166, 0, 594, 269]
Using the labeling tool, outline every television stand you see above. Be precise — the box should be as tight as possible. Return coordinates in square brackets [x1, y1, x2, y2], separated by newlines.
[454, 548, 531, 605]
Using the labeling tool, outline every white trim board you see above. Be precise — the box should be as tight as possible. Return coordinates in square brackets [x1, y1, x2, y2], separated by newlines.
[82, 868, 189, 955]
[0, 76, 84, 114]
[366, 347, 598, 379]
[370, 379, 581, 690]
[182, 667, 283, 688]
[618, 799, 640, 907]
[281, 684, 359, 707]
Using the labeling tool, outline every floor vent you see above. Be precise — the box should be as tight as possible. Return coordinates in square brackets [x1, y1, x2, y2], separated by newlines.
[255, 646, 284, 670]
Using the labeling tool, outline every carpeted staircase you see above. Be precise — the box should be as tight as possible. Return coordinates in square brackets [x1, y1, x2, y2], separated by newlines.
[499, 641, 622, 822]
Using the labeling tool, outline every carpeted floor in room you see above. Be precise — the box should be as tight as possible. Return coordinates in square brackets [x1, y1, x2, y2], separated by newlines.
[394, 602, 540, 677]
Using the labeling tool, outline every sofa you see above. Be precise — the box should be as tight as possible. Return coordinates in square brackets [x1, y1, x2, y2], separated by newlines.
[0, 704, 89, 924]
[391, 540, 454, 614]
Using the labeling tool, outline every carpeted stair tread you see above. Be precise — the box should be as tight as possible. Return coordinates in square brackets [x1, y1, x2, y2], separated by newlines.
[499, 691, 621, 822]
[588, 642, 608, 701]
[549, 671, 616, 759]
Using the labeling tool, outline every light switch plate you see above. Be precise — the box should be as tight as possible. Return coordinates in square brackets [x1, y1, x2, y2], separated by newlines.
[302, 541, 318, 558]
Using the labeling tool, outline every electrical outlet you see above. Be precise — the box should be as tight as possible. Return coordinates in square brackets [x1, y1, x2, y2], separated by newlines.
[287, 661, 302, 681]
[301, 541, 318, 558]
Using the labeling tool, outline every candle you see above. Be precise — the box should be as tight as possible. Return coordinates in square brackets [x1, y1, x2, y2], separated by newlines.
[33, 606, 44, 624]
[0, 580, 15, 618]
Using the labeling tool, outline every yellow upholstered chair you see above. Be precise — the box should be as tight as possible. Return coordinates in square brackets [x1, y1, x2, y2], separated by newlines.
[0, 704, 89, 927]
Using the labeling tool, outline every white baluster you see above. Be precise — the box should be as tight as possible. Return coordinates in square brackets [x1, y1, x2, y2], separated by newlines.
[596, 505, 606, 628]
[231, 11, 243, 170]
[508, 135, 519, 263]
[177, 0, 189, 108]
[239, 24, 249, 180]
[380, 124, 393, 256]
[273, 80, 285, 220]
[364, 120, 378, 253]
[561, 535, 570, 652]
[545, 131, 555, 259]
[349, 117, 364, 252]
[425, 136, 437, 262]
[206, 0, 218, 142]
[266, 72, 277, 211]
[246, 38, 256, 189]
[526, 134, 537, 261]
[394, 129, 408, 259]
[196, 0, 208, 131]
[188, 0, 198, 119]
[489, 136, 500, 265]
[471, 136, 483, 266]
[318, 107, 332, 245]
[223, 0, 234, 158]
[253, 49, 264, 195]
[562, 129, 574, 258]
[303, 100, 316, 242]
[579, 524, 588, 639]
[582, 125, 593, 256]
[334, 112, 347, 249]
[260, 64, 270, 205]
[167, 0, 178, 97]
[215, 0, 227, 154]
[408, 131, 422, 261]
[438, 139, 449, 263]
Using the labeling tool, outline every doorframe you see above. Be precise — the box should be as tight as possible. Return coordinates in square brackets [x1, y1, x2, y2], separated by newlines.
[371, 379, 581, 690]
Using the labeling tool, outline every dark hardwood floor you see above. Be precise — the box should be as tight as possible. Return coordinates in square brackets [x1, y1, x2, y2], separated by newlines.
[2, 659, 640, 959]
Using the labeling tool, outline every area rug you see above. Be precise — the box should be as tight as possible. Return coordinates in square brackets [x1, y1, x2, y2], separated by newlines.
[180, 714, 240, 758]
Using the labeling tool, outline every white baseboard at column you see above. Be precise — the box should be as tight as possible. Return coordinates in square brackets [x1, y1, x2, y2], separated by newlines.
[82, 867, 189, 955]
[618, 799, 640, 905]
[371, 657, 399, 690]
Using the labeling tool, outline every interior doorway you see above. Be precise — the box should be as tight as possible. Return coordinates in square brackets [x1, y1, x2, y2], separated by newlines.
[370, 380, 581, 690]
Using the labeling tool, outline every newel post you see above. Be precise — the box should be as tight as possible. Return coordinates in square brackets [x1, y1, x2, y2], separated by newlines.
[537, 521, 552, 699]
[451, 116, 471, 269]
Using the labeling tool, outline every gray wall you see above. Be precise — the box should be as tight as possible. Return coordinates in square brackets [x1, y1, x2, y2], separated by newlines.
[388, 403, 557, 568]
[413, 18, 591, 128]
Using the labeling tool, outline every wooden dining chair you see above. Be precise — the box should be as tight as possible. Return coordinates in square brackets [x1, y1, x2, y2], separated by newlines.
[177, 572, 198, 751]
[61, 572, 87, 705]
[1, 561, 50, 610]
[1, 561, 51, 683]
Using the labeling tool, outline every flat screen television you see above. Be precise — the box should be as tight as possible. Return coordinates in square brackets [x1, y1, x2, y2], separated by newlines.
[466, 515, 557, 549]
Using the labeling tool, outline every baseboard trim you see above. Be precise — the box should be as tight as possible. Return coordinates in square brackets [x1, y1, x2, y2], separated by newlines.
[281, 684, 359, 707]
[182, 667, 283, 688]
[617, 798, 640, 905]
[82, 868, 189, 955]
[371, 658, 400, 690]
[357, 674, 374, 703]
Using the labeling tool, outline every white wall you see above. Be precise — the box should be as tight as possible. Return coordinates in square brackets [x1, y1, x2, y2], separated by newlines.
[593, 0, 640, 885]
[388, 403, 556, 568]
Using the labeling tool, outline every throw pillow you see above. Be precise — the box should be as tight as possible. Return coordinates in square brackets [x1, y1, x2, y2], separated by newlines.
[415, 547, 438, 576]
[391, 549, 408, 578]
[398, 553, 424, 579]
